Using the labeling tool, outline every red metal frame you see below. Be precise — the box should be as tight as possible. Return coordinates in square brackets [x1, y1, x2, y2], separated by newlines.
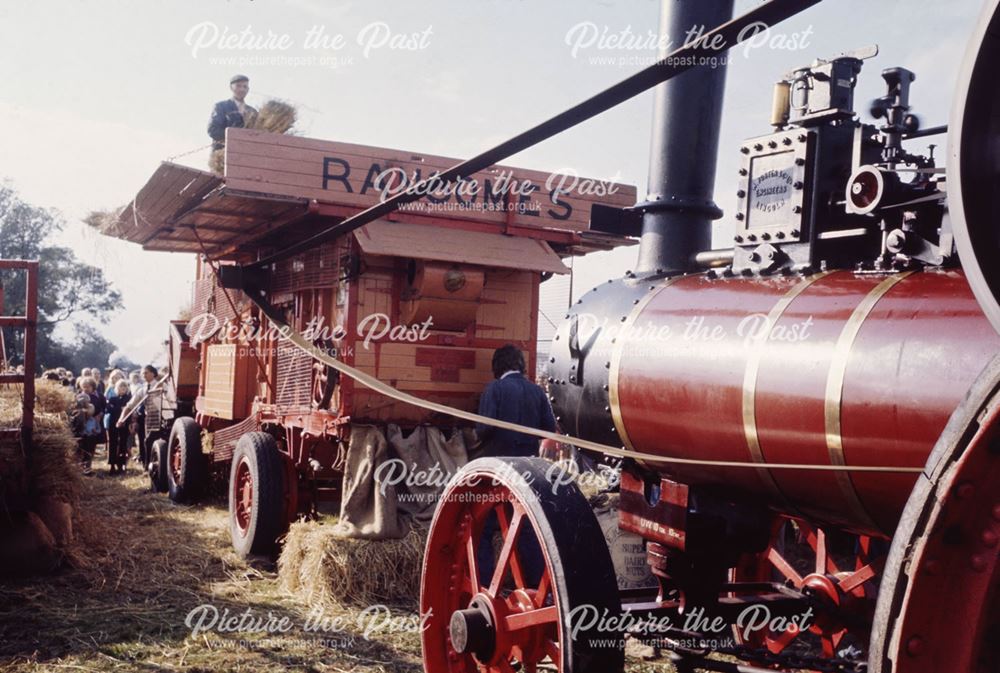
[0, 260, 38, 455]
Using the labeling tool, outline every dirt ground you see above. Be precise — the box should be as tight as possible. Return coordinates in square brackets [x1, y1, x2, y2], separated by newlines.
[0, 457, 681, 673]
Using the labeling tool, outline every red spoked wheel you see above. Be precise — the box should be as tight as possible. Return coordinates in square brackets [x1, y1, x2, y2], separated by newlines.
[421, 456, 624, 673]
[870, 354, 1000, 673]
[732, 517, 881, 662]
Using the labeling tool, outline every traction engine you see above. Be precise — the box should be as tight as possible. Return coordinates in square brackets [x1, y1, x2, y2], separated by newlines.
[420, 1, 1000, 672]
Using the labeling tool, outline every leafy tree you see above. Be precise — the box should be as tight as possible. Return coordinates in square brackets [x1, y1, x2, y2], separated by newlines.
[0, 183, 124, 373]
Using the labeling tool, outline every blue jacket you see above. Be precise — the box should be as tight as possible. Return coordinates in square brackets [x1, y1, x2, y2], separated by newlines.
[476, 372, 556, 457]
[207, 99, 257, 150]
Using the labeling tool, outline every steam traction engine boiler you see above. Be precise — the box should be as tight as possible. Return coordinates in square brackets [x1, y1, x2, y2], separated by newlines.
[419, 1, 1000, 672]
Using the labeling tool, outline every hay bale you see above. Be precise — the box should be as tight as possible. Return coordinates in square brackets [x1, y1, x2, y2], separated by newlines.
[278, 520, 426, 608]
[27, 411, 80, 505]
[0, 383, 78, 575]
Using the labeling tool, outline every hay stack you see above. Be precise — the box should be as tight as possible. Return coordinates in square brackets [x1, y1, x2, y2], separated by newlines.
[0, 379, 80, 574]
[34, 378, 74, 414]
[278, 520, 426, 608]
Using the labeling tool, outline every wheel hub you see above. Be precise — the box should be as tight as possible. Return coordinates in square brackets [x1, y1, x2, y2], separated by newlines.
[449, 595, 496, 661]
[233, 458, 253, 535]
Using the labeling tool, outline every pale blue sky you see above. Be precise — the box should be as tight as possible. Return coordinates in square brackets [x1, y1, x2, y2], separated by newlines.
[0, 0, 982, 362]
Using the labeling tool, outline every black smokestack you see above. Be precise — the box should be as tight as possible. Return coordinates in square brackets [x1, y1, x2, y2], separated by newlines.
[635, 0, 734, 274]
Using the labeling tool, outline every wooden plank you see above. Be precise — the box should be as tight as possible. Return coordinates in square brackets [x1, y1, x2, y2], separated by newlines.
[225, 128, 636, 231]
[228, 129, 635, 207]
[224, 146, 604, 227]
[354, 220, 568, 275]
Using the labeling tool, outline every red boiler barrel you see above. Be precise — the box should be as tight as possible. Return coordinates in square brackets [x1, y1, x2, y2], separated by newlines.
[609, 269, 999, 536]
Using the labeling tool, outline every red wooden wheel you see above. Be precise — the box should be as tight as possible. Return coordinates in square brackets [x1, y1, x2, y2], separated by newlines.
[420, 457, 624, 673]
[732, 517, 881, 663]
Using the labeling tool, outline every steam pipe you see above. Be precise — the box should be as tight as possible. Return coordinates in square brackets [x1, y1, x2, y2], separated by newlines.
[635, 0, 735, 275]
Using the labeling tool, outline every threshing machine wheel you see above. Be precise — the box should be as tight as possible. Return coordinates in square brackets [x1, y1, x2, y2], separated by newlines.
[869, 352, 1000, 672]
[420, 456, 624, 673]
[229, 431, 287, 558]
[149, 438, 168, 493]
[166, 416, 204, 504]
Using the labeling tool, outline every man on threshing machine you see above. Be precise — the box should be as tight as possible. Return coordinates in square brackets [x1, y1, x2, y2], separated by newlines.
[207, 74, 257, 151]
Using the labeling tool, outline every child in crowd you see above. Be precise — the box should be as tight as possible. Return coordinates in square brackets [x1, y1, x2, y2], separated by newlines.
[71, 391, 100, 475]
[80, 377, 105, 472]
[105, 379, 132, 474]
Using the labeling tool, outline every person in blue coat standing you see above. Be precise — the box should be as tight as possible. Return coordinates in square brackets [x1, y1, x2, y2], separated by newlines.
[207, 74, 258, 151]
[474, 344, 556, 585]
[475, 344, 557, 457]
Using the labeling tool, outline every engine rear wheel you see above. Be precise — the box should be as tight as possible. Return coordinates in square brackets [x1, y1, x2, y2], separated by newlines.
[420, 456, 624, 673]
[870, 353, 1000, 673]
[949, 0, 1000, 337]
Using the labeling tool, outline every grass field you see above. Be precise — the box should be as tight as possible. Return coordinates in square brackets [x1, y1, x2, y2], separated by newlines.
[0, 459, 683, 673]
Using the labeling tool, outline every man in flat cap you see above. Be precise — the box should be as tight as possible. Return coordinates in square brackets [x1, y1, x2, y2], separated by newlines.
[207, 74, 258, 151]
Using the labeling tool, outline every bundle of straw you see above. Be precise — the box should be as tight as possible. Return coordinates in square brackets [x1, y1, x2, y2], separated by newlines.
[278, 520, 426, 608]
[82, 207, 125, 234]
[248, 100, 297, 135]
